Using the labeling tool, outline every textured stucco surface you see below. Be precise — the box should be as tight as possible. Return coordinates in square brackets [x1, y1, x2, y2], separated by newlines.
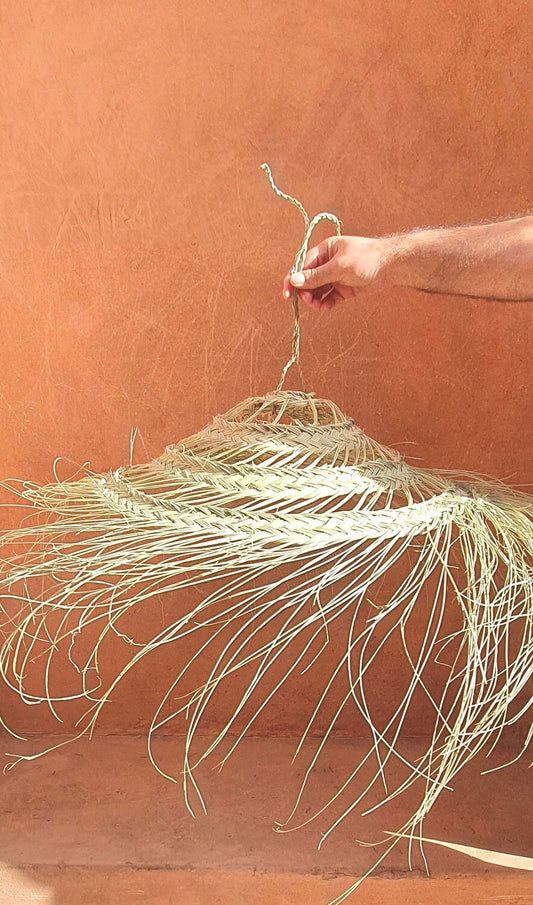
[1, 3, 533, 898]
[2, 0, 533, 737]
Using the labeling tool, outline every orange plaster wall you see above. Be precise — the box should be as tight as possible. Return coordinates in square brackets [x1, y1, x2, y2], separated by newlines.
[1, 0, 533, 736]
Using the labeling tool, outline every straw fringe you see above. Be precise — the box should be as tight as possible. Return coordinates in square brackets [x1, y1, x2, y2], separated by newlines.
[1, 163, 532, 892]
[0, 390, 532, 885]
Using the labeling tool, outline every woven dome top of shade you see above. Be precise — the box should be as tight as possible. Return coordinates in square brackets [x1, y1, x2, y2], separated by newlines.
[159, 390, 401, 469]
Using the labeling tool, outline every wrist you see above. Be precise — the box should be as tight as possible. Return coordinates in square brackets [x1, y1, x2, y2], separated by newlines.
[377, 228, 450, 290]
[377, 232, 421, 288]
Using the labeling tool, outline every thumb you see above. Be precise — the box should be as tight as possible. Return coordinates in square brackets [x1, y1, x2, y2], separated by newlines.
[290, 258, 340, 291]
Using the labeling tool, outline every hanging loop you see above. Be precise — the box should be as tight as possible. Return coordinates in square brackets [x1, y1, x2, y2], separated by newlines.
[261, 163, 342, 393]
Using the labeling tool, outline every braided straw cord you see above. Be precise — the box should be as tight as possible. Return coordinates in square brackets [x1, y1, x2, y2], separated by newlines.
[261, 164, 342, 392]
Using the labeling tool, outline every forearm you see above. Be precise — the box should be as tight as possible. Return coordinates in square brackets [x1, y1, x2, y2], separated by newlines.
[382, 216, 533, 301]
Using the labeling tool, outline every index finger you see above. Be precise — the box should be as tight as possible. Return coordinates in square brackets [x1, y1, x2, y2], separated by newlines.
[302, 244, 321, 271]
[303, 237, 337, 271]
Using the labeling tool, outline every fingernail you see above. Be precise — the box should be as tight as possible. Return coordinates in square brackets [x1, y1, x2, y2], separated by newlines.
[291, 272, 305, 286]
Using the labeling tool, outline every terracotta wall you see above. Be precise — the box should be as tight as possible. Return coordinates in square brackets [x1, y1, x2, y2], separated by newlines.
[2, 0, 533, 736]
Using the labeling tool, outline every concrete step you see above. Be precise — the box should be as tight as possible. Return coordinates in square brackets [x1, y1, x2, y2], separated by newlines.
[0, 734, 531, 904]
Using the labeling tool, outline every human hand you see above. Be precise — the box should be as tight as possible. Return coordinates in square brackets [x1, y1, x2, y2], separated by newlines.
[282, 235, 390, 310]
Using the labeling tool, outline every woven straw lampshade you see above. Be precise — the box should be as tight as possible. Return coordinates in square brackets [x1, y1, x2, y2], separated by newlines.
[1, 168, 531, 898]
